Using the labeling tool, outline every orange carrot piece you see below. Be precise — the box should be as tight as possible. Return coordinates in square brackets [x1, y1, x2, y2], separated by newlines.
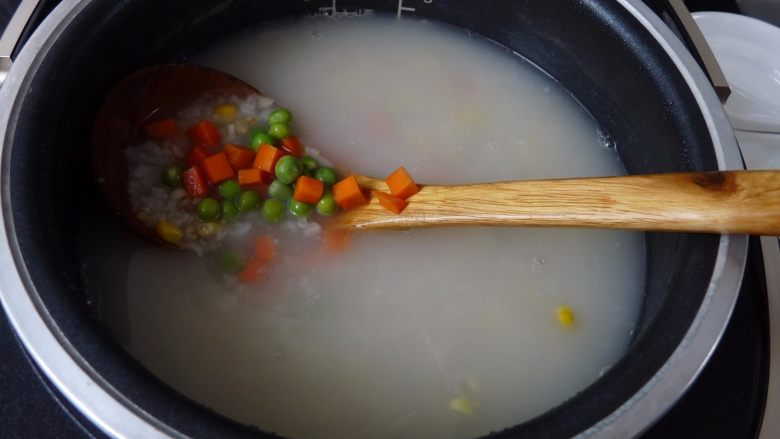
[385, 166, 419, 200]
[187, 120, 222, 147]
[253, 144, 286, 174]
[202, 152, 235, 184]
[333, 175, 369, 210]
[238, 258, 265, 284]
[181, 166, 208, 199]
[224, 144, 255, 170]
[186, 143, 211, 167]
[372, 191, 409, 214]
[238, 168, 263, 186]
[280, 136, 303, 157]
[293, 175, 324, 204]
[323, 228, 350, 253]
[143, 118, 178, 140]
[253, 235, 276, 263]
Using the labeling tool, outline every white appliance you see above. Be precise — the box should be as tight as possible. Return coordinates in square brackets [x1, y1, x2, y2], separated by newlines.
[694, 11, 780, 439]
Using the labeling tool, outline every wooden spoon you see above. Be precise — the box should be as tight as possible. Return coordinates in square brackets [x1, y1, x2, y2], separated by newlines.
[92, 64, 780, 240]
[339, 171, 780, 235]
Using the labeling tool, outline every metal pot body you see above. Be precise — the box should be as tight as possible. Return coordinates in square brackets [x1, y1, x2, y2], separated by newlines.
[0, 0, 747, 437]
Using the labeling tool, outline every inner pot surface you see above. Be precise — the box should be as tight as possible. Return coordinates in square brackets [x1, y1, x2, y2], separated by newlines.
[0, 0, 746, 438]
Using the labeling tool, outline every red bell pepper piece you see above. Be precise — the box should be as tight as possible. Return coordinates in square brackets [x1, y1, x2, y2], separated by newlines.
[187, 120, 222, 147]
[143, 118, 178, 140]
[186, 143, 211, 167]
[280, 136, 303, 157]
[182, 166, 208, 199]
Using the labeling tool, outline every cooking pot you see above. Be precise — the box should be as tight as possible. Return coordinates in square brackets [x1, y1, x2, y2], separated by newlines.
[0, 0, 747, 437]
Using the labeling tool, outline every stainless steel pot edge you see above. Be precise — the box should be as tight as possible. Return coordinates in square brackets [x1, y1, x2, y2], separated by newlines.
[581, 1, 748, 437]
[0, 0, 41, 86]
[0, 1, 748, 438]
[0, 0, 179, 437]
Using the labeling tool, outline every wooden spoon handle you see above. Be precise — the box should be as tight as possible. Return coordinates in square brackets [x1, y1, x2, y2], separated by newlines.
[340, 171, 780, 235]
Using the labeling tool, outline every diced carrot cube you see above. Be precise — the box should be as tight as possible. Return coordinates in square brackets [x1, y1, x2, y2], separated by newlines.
[385, 166, 420, 200]
[333, 175, 369, 210]
[238, 258, 265, 284]
[253, 235, 276, 263]
[187, 120, 221, 147]
[323, 228, 350, 253]
[372, 191, 409, 214]
[186, 143, 211, 167]
[143, 118, 178, 140]
[280, 136, 303, 157]
[202, 152, 235, 184]
[238, 168, 263, 186]
[224, 144, 255, 170]
[293, 175, 324, 204]
[181, 166, 208, 199]
[253, 144, 286, 175]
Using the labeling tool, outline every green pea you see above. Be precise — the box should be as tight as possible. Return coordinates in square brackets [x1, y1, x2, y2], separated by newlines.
[268, 122, 290, 139]
[289, 199, 313, 218]
[275, 155, 302, 184]
[250, 129, 275, 151]
[316, 191, 338, 216]
[237, 191, 262, 211]
[220, 251, 245, 274]
[222, 200, 239, 222]
[314, 166, 338, 187]
[268, 108, 293, 125]
[248, 126, 264, 141]
[196, 198, 221, 221]
[268, 179, 293, 201]
[218, 179, 241, 200]
[300, 156, 319, 174]
[262, 199, 285, 223]
[162, 165, 183, 187]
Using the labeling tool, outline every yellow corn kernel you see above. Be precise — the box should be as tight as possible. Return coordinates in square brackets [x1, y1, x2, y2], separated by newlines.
[556, 306, 576, 327]
[155, 220, 183, 244]
[213, 104, 237, 122]
[448, 396, 475, 416]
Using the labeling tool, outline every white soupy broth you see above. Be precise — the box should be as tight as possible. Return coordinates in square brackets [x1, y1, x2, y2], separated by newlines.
[85, 14, 644, 439]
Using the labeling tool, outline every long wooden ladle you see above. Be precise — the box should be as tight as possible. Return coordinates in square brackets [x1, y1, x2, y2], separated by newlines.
[342, 172, 780, 235]
[92, 64, 780, 239]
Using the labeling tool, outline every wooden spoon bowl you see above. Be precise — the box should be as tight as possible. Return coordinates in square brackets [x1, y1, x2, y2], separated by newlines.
[91, 64, 261, 242]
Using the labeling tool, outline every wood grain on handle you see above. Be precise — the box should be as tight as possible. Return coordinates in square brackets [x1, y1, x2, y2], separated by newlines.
[338, 171, 780, 235]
